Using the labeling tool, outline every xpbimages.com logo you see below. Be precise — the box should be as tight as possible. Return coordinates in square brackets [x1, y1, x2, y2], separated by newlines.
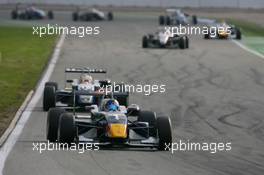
[32, 24, 100, 37]
[164, 140, 232, 154]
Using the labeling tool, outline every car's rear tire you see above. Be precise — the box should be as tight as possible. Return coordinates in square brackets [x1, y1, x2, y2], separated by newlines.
[138, 111, 157, 137]
[46, 108, 65, 142]
[236, 28, 242, 40]
[72, 12, 78, 21]
[157, 116, 172, 151]
[142, 36, 148, 48]
[107, 12, 113, 21]
[48, 11, 54, 19]
[159, 15, 165, 25]
[43, 86, 56, 111]
[192, 15, 198, 25]
[58, 113, 76, 143]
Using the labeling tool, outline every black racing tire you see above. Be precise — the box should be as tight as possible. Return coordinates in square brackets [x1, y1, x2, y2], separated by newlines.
[236, 28, 242, 40]
[72, 12, 78, 21]
[192, 15, 198, 25]
[43, 86, 56, 111]
[204, 33, 210, 39]
[166, 16, 171, 25]
[58, 113, 76, 143]
[185, 36, 189, 49]
[159, 15, 165, 25]
[46, 108, 65, 142]
[179, 37, 186, 49]
[157, 116, 172, 151]
[107, 12, 113, 21]
[142, 35, 148, 48]
[138, 111, 157, 137]
[48, 11, 54, 19]
[45, 82, 58, 91]
[11, 10, 17, 19]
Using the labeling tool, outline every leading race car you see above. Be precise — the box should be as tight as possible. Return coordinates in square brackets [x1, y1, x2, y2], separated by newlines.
[72, 7, 113, 21]
[204, 21, 242, 40]
[159, 9, 198, 25]
[159, 8, 216, 26]
[43, 68, 129, 111]
[46, 94, 172, 150]
[11, 4, 54, 20]
[142, 27, 189, 49]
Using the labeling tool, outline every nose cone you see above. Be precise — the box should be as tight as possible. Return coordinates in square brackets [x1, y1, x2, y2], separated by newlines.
[159, 33, 168, 45]
[107, 124, 127, 138]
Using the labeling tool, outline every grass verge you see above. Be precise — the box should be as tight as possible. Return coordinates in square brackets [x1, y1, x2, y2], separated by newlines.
[0, 26, 57, 136]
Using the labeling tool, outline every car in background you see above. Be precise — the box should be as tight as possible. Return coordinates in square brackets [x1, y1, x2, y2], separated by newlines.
[72, 7, 113, 21]
[46, 96, 172, 150]
[159, 9, 197, 25]
[11, 4, 54, 20]
[204, 21, 242, 40]
[142, 27, 189, 49]
[43, 68, 129, 111]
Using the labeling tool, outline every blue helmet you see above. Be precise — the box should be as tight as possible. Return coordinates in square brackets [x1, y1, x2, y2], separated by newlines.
[105, 99, 119, 111]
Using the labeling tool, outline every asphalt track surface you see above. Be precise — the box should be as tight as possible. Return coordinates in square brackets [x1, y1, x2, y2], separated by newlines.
[1, 11, 264, 175]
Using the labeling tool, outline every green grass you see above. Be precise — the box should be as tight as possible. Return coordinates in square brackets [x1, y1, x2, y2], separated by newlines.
[226, 19, 264, 37]
[0, 26, 57, 135]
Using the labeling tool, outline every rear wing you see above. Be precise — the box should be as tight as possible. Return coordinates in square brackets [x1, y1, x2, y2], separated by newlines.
[65, 68, 107, 74]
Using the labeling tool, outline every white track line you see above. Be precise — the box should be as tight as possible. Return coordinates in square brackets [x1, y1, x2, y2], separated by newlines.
[0, 33, 66, 175]
[232, 40, 264, 59]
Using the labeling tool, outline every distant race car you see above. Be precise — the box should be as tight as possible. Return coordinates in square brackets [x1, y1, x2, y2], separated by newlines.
[142, 28, 189, 49]
[11, 4, 54, 20]
[204, 22, 242, 40]
[46, 96, 172, 150]
[43, 68, 129, 111]
[159, 9, 197, 25]
[72, 8, 113, 21]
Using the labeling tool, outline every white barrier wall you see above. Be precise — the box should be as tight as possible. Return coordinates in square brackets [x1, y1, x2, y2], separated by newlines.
[1, 0, 264, 8]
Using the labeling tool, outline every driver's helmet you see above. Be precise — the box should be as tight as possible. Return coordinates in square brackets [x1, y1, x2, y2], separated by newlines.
[103, 99, 120, 112]
[80, 74, 93, 84]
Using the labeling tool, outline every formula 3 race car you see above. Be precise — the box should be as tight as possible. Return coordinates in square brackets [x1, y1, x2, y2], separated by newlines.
[159, 8, 197, 25]
[46, 96, 172, 150]
[11, 4, 54, 20]
[204, 21, 242, 40]
[142, 28, 189, 49]
[43, 68, 129, 111]
[72, 7, 113, 21]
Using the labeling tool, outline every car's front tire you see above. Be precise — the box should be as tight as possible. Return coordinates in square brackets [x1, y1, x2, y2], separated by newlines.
[236, 28, 242, 40]
[72, 12, 78, 21]
[179, 37, 186, 49]
[11, 10, 17, 19]
[107, 12, 113, 21]
[159, 15, 165, 25]
[43, 85, 56, 111]
[46, 108, 65, 142]
[58, 113, 76, 143]
[142, 36, 148, 48]
[157, 116, 172, 151]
